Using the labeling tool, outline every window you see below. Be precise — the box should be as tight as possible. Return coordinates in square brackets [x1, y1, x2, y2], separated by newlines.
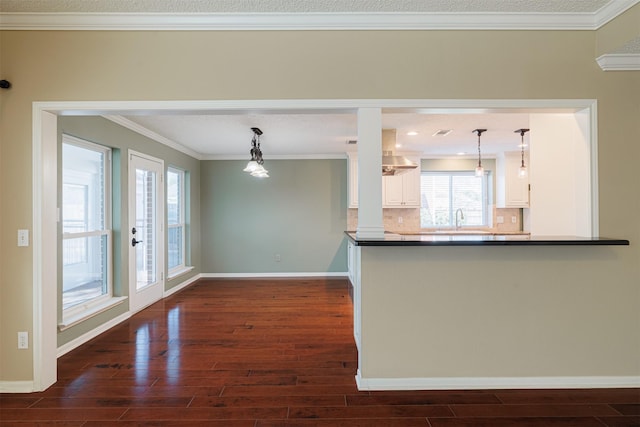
[62, 136, 112, 314]
[420, 171, 490, 228]
[167, 167, 186, 274]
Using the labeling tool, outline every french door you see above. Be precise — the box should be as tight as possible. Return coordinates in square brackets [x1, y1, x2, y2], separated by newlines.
[128, 151, 164, 313]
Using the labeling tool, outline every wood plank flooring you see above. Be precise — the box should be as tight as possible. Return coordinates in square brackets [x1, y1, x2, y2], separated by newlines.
[1, 278, 638, 426]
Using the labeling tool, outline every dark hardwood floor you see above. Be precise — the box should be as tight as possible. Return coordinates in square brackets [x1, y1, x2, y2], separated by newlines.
[1, 278, 638, 426]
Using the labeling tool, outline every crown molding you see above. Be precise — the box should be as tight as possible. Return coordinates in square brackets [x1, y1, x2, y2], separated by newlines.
[1, 2, 639, 31]
[102, 115, 204, 160]
[596, 53, 640, 70]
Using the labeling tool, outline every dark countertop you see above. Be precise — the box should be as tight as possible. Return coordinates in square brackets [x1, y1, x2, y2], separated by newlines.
[345, 231, 630, 246]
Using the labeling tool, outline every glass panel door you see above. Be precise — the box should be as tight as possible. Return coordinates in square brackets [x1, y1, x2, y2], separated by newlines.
[129, 152, 164, 312]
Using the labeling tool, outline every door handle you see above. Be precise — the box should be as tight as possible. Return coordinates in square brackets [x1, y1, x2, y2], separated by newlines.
[131, 238, 143, 247]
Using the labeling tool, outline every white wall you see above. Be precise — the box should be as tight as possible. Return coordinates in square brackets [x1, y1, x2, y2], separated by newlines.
[528, 113, 592, 236]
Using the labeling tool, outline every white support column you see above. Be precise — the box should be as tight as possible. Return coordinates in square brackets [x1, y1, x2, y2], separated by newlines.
[356, 108, 384, 239]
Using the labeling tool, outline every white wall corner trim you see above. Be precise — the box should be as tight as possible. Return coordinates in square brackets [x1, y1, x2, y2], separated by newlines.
[596, 53, 640, 71]
[56, 312, 131, 358]
[356, 374, 640, 391]
[102, 115, 203, 160]
[2, 6, 639, 31]
[0, 381, 36, 394]
[164, 273, 202, 298]
[201, 272, 348, 279]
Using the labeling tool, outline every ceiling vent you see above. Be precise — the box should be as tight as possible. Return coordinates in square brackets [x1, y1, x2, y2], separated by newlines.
[346, 139, 357, 145]
[433, 129, 452, 136]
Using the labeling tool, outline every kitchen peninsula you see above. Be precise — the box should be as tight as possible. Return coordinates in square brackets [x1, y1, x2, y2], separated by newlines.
[346, 231, 630, 246]
[345, 231, 633, 391]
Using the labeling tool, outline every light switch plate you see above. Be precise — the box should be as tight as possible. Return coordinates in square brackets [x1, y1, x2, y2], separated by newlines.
[17, 229, 29, 247]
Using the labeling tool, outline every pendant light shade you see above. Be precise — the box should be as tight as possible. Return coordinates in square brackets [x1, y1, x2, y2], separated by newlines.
[515, 128, 530, 179]
[473, 129, 487, 177]
[244, 127, 269, 178]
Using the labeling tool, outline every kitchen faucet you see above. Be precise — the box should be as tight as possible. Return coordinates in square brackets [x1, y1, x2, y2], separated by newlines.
[455, 208, 464, 230]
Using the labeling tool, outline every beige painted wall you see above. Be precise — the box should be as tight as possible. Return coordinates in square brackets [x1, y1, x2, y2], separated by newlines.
[360, 245, 639, 378]
[1, 17, 639, 383]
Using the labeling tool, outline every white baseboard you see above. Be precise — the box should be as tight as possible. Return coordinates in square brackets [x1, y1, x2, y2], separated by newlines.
[0, 381, 35, 393]
[56, 311, 131, 358]
[356, 371, 640, 390]
[201, 272, 348, 279]
[164, 273, 202, 298]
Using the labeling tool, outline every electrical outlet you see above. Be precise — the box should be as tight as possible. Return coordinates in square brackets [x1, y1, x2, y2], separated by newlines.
[17, 229, 29, 247]
[398, 216, 403, 224]
[511, 216, 517, 224]
[496, 216, 504, 224]
[275, 254, 281, 262]
[18, 332, 28, 349]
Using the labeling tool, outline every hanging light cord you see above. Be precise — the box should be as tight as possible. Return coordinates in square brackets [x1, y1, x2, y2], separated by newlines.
[473, 129, 486, 169]
[516, 128, 530, 167]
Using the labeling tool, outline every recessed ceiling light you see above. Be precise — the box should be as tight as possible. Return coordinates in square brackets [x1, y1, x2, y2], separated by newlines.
[433, 129, 452, 136]
[395, 143, 402, 148]
[407, 131, 418, 136]
[456, 152, 466, 156]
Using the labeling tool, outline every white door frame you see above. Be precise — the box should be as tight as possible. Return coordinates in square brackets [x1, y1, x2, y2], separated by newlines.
[28, 98, 598, 392]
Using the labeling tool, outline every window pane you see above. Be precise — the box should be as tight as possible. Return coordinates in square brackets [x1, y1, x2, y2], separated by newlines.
[62, 137, 111, 314]
[167, 170, 181, 225]
[168, 225, 183, 270]
[421, 172, 487, 228]
[420, 174, 451, 227]
[62, 143, 105, 232]
[452, 175, 484, 226]
[62, 234, 108, 310]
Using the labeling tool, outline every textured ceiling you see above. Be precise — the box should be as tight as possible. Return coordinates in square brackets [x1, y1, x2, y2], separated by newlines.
[0, 0, 613, 13]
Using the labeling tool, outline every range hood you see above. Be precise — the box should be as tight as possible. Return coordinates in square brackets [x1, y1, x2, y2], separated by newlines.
[382, 129, 418, 176]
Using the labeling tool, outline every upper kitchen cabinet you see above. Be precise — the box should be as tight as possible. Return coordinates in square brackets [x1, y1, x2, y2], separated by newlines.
[347, 153, 421, 209]
[382, 158, 421, 208]
[497, 151, 529, 208]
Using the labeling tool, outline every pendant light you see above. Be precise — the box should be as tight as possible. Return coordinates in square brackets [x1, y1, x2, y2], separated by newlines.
[473, 129, 487, 177]
[515, 128, 530, 179]
[243, 127, 269, 178]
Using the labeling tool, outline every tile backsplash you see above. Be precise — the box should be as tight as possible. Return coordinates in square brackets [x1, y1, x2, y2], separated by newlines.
[348, 208, 421, 233]
[348, 206, 522, 233]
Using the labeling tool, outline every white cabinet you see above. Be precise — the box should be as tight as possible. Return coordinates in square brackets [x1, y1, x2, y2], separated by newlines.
[382, 158, 421, 208]
[346, 240, 361, 350]
[347, 153, 421, 209]
[497, 151, 530, 208]
[347, 153, 359, 208]
[347, 240, 355, 284]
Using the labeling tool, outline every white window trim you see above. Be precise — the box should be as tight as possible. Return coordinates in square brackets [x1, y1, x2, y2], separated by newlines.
[167, 166, 187, 276]
[61, 135, 116, 325]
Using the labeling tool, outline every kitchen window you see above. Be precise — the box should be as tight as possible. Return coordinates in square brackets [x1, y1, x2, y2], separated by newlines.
[420, 171, 490, 228]
[167, 167, 187, 276]
[61, 136, 113, 318]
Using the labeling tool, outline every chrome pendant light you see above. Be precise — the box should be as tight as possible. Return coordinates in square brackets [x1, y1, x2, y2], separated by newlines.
[515, 128, 530, 179]
[473, 129, 487, 177]
[243, 127, 269, 178]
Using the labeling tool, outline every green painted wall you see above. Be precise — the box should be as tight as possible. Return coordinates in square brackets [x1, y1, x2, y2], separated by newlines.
[201, 159, 348, 274]
[56, 116, 201, 347]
